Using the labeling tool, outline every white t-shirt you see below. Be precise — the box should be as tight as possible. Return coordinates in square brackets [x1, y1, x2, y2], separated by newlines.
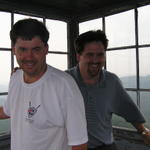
[3, 65, 88, 150]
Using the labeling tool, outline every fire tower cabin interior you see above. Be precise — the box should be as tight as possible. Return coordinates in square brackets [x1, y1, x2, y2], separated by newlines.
[0, 0, 150, 149]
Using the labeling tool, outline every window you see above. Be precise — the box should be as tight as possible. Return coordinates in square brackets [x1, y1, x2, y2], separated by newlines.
[106, 7, 150, 128]
[0, 95, 10, 133]
[0, 51, 11, 93]
[106, 49, 136, 88]
[79, 18, 102, 34]
[46, 19, 68, 70]
[14, 14, 43, 23]
[138, 5, 150, 45]
[46, 53, 67, 70]
[0, 12, 11, 48]
[139, 47, 150, 89]
[46, 19, 67, 52]
[106, 10, 135, 48]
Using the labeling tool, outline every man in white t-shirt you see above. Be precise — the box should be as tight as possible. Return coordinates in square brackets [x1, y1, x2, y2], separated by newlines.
[0, 18, 88, 150]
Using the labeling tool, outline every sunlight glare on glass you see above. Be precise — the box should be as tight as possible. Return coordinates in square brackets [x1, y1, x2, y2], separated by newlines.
[106, 49, 136, 88]
[138, 4, 150, 45]
[0, 12, 11, 48]
[14, 14, 43, 23]
[106, 10, 135, 48]
[46, 53, 67, 71]
[46, 19, 67, 52]
[139, 48, 150, 89]
[0, 51, 11, 92]
[79, 18, 102, 34]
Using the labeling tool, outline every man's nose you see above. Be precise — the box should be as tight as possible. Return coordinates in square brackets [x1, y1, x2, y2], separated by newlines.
[92, 55, 99, 62]
[26, 49, 34, 57]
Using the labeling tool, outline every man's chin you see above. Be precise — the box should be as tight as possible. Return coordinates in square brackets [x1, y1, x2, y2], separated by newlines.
[23, 69, 35, 75]
[88, 71, 99, 78]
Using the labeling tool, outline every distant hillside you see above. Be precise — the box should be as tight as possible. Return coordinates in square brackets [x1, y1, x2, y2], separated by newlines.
[140, 75, 150, 88]
[120, 75, 150, 88]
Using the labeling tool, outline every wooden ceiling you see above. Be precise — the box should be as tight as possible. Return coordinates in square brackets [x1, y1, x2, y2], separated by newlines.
[0, 0, 149, 22]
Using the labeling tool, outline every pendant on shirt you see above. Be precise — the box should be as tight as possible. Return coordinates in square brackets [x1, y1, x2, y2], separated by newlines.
[26, 101, 40, 123]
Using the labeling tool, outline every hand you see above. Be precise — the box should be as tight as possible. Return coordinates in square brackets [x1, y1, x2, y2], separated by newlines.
[142, 129, 150, 146]
[132, 123, 150, 146]
[11, 67, 20, 75]
[72, 143, 87, 150]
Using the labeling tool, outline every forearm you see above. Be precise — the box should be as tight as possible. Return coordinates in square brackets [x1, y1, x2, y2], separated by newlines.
[132, 122, 150, 145]
[0, 106, 10, 119]
[132, 122, 149, 133]
[72, 143, 87, 150]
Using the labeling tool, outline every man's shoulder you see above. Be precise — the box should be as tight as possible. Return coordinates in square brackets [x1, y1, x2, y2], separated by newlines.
[47, 65, 76, 83]
[66, 66, 77, 73]
[103, 70, 120, 81]
[65, 66, 78, 77]
[11, 69, 22, 80]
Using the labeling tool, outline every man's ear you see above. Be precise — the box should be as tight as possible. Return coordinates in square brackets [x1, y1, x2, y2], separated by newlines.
[76, 53, 80, 62]
[12, 46, 16, 55]
[45, 44, 49, 55]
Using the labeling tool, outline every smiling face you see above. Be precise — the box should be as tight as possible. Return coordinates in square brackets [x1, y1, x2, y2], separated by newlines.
[12, 36, 48, 82]
[77, 41, 105, 81]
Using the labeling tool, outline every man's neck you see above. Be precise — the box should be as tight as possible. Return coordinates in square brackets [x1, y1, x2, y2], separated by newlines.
[84, 78, 99, 85]
[80, 70, 100, 85]
[24, 65, 47, 83]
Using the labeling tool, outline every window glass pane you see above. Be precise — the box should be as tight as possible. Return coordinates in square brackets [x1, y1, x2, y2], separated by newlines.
[106, 49, 136, 88]
[139, 48, 150, 89]
[112, 115, 134, 129]
[79, 18, 102, 34]
[138, 5, 150, 45]
[140, 92, 150, 128]
[0, 51, 11, 92]
[106, 10, 135, 48]
[46, 19, 67, 52]
[14, 14, 43, 23]
[46, 53, 67, 71]
[112, 91, 137, 129]
[0, 95, 10, 133]
[0, 12, 11, 48]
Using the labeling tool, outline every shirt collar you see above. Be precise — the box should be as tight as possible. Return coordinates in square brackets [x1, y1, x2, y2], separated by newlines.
[76, 65, 106, 88]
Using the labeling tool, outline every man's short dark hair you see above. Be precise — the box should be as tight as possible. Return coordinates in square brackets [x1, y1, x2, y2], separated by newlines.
[74, 30, 108, 54]
[10, 18, 49, 45]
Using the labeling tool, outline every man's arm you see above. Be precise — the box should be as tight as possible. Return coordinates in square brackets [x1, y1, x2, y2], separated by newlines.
[72, 143, 87, 150]
[0, 106, 10, 119]
[132, 123, 150, 146]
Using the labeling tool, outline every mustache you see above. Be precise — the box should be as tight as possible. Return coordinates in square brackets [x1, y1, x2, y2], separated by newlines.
[21, 60, 36, 64]
[89, 63, 101, 65]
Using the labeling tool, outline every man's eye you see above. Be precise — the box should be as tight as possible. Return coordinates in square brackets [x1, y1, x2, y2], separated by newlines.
[87, 53, 93, 57]
[33, 47, 41, 52]
[98, 53, 105, 57]
[19, 48, 26, 51]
